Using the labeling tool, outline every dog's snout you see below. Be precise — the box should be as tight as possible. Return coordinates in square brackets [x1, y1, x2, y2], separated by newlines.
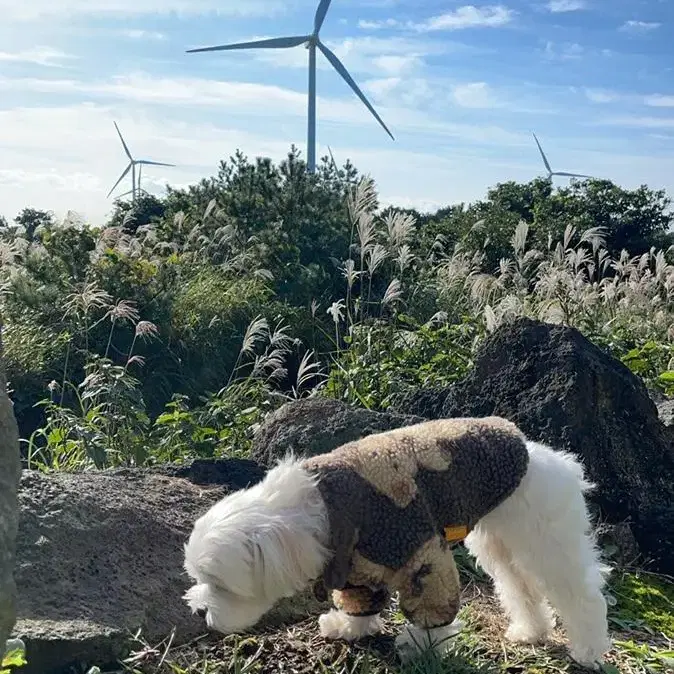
[196, 608, 207, 619]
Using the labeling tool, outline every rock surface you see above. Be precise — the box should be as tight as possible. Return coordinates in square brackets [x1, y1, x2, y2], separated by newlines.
[251, 397, 424, 467]
[388, 387, 451, 421]
[440, 317, 674, 574]
[0, 328, 21, 652]
[12, 459, 328, 674]
[656, 399, 674, 428]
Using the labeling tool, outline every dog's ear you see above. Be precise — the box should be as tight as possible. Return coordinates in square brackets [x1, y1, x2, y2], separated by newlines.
[321, 524, 359, 590]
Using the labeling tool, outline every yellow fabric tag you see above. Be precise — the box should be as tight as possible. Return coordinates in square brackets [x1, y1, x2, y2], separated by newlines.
[444, 525, 469, 542]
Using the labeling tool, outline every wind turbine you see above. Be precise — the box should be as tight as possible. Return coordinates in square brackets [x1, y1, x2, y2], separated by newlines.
[532, 132, 592, 181]
[186, 0, 394, 173]
[326, 145, 352, 188]
[327, 145, 338, 173]
[107, 121, 176, 201]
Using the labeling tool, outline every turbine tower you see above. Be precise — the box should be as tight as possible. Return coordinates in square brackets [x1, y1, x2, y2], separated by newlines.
[107, 121, 176, 201]
[532, 132, 592, 181]
[186, 0, 394, 173]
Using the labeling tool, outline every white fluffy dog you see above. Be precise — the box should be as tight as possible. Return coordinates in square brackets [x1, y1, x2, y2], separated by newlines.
[183, 428, 611, 670]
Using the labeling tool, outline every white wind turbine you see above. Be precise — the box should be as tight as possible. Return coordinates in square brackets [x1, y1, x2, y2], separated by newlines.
[185, 0, 394, 173]
[107, 122, 176, 201]
[326, 145, 353, 188]
[532, 132, 592, 181]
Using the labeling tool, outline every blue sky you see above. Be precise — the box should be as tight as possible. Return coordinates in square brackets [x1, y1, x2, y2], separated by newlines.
[0, 0, 672, 223]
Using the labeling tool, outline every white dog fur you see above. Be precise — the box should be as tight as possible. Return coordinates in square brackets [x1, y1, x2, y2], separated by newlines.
[183, 438, 611, 670]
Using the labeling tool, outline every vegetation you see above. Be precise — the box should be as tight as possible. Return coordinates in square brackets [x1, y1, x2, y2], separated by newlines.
[100, 564, 674, 674]
[2, 148, 673, 470]
[2, 146, 674, 673]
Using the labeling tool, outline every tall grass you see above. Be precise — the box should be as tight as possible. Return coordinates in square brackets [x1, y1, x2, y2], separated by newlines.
[4, 176, 674, 471]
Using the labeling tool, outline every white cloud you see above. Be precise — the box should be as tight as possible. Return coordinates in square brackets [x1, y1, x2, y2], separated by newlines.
[546, 0, 586, 12]
[0, 0, 288, 20]
[244, 34, 447, 79]
[2, 99, 672, 229]
[372, 54, 422, 76]
[363, 76, 434, 108]
[620, 20, 661, 33]
[364, 77, 402, 98]
[603, 116, 674, 129]
[584, 88, 619, 103]
[451, 82, 495, 108]
[121, 29, 166, 40]
[0, 72, 532, 153]
[356, 5, 513, 32]
[0, 47, 74, 67]
[358, 18, 402, 30]
[0, 102, 529, 225]
[644, 95, 674, 108]
[0, 103, 294, 221]
[414, 5, 514, 31]
[544, 41, 583, 60]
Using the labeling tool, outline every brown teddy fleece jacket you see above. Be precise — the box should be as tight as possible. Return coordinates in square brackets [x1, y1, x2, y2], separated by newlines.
[302, 416, 530, 629]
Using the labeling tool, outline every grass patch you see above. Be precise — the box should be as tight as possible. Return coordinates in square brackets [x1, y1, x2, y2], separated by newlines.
[118, 570, 674, 674]
[608, 571, 674, 638]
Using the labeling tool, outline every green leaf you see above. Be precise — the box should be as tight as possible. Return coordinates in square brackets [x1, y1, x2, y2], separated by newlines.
[2, 648, 27, 669]
[47, 428, 65, 445]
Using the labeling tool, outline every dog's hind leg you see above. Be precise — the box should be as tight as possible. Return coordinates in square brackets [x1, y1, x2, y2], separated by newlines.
[469, 440, 611, 670]
[464, 529, 555, 644]
[318, 585, 388, 641]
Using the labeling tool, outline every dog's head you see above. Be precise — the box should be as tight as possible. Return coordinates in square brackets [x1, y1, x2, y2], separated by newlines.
[183, 579, 271, 635]
[183, 456, 331, 634]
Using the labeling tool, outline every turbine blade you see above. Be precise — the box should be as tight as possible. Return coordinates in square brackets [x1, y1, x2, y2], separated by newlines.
[554, 172, 592, 178]
[532, 132, 552, 175]
[187, 35, 309, 53]
[107, 163, 132, 198]
[328, 145, 337, 170]
[137, 160, 176, 167]
[314, 0, 332, 34]
[318, 41, 395, 141]
[114, 121, 133, 160]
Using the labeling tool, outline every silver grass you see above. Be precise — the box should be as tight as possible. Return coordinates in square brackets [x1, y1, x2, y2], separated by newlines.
[511, 220, 529, 257]
[341, 259, 360, 289]
[382, 279, 403, 306]
[295, 349, 325, 393]
[203, 199, 218, 221]
[366, 243, 388, 277]
[240, 316, 269, 358]
[327, 299, 346, 324]
[347, 176, 378, 227]
[174, 211, 187, 232]
[396, 244, 415, 277]
[108, 299, 140, 324]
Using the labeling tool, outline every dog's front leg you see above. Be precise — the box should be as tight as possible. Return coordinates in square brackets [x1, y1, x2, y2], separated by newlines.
[318, 584, 389, 642]
[393, 536, 464, 663]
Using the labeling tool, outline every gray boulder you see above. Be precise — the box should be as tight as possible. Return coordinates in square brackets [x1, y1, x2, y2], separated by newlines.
[0, 328, 21, 653]
[12, 459, 328, 674]
[656, 399, 674, 428]
[251, 397, 424, 467]
[441, 317, 674, 574]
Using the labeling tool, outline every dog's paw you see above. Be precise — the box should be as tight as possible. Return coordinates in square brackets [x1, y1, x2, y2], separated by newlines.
[505, 623, 549, 645]
[567, 633, 612, 671]
[568, 653, 603, 671]
[318, 609, 383, 642]
[394, 620, 463, 663]
[568, 643, 611, 671]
